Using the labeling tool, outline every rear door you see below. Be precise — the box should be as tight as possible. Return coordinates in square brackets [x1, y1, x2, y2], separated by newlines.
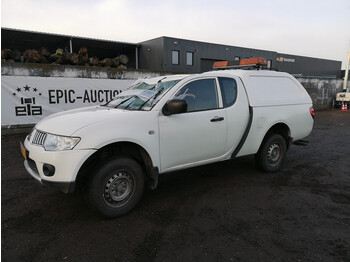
[218, 77, 250, 153]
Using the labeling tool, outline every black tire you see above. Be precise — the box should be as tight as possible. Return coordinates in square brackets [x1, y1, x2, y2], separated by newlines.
[87, 157, 145, 218]
[255, 133, 287, 173]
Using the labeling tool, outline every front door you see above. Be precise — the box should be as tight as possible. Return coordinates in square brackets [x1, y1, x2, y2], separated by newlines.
[159, 78, 227, 172]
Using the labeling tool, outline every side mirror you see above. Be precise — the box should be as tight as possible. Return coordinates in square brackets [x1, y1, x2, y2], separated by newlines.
[162, 99, 188, 116]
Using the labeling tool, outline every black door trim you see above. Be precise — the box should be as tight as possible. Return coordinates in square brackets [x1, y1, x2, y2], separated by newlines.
[231, 106, 253, 158]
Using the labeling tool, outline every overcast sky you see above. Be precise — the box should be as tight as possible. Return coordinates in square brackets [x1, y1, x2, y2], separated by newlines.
[2, 0, 350, 68]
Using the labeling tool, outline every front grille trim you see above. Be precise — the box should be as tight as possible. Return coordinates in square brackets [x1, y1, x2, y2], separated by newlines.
[32, 130, 47, 146]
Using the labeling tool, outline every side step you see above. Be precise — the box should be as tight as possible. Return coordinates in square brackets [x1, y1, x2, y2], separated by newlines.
[293, 140, 309, 146]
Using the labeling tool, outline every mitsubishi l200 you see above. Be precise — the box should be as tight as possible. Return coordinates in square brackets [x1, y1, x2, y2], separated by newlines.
[21, 70, 314, 217]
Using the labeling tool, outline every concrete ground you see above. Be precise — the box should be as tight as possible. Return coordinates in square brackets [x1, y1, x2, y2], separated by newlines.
[2, 110, 350, 262]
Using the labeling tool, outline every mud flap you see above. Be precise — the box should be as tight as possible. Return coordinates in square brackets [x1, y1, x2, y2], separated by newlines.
[149, 167, 159, 190]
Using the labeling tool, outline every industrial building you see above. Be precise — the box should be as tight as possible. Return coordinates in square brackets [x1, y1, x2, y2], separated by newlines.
[1, 28, 342, 78]
[139, 36, 341, 77]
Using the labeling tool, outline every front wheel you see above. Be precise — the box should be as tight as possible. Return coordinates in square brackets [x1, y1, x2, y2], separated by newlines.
[255, 134, 287, 172]
[87, 158, 145, 218]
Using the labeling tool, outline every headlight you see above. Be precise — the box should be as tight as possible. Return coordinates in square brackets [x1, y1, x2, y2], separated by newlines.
[43, 134, 80, 151]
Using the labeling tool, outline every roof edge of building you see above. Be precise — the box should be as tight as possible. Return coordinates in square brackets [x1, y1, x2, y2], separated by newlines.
[1, 27, 138, 46]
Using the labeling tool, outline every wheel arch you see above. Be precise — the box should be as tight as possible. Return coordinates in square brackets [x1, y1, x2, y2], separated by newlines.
[75, 141, 156, 190]
[260, 122, 292, 150]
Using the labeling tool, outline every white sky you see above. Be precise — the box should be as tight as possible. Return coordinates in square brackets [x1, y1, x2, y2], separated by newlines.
[1, 0, 350, 68]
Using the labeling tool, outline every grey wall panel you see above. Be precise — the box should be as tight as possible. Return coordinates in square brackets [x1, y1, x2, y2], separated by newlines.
[138, 37, 342, 78]
[138, 37, 164, 71]
[161, 37, 277, 73]
[276, 53, 341, 78]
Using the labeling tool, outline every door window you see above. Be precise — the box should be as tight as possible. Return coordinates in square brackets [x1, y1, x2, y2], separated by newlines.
[174, 79, 218, 112]
[218, 77, 237, 107]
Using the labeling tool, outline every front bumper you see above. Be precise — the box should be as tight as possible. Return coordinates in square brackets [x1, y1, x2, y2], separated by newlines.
[22, 137, 96, 193]
[24, 160, 76, 193]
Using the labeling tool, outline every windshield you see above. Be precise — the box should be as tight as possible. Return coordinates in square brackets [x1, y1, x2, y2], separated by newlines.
[105, 79, 180, 110]
[128, 82, 155, 90]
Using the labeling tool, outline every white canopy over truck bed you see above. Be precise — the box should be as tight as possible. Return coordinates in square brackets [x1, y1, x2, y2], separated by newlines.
[204, 70, 312, 107]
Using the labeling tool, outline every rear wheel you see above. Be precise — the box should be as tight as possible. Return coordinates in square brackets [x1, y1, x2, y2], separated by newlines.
[255, 134, 287, 172]
[87, 158, 144, 218]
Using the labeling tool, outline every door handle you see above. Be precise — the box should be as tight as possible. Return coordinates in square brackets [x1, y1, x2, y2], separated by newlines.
[210, 116, 224, 122]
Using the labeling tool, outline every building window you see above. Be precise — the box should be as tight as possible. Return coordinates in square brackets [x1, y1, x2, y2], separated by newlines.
[267, 60, 272, 68]
[186, 52, 193, 66]
[172, 50, 179, 65]
[234, 56, 240, 61]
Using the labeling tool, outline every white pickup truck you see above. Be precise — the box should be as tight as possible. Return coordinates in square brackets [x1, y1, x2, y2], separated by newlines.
[21, 69, 314, 217]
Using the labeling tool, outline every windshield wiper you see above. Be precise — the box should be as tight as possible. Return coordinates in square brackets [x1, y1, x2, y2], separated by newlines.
[113, 96, 135, 108]
[123, 96, 138, 110]
[139, 78, 166, 108]
[138, 87, 164, 110]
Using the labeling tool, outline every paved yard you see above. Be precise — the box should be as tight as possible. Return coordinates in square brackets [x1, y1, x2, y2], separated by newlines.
[2, 110, 350, 262]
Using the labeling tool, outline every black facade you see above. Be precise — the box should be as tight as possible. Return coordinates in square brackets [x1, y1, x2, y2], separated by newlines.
[341, 70, 350, 78]
[275, 53, 341, 78]
[1, 28, 342, 78]
[139, 36, 342, 78]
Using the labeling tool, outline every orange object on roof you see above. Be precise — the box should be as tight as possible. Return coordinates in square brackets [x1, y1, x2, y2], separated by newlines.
[213, 61, 228, 68]
[239, 57, 267, 65]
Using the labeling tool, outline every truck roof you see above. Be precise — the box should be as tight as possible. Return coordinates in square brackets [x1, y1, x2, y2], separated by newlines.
[201, 69, 312, 107]
[135, 74, 190, 85]
[201, 69, 293, 80]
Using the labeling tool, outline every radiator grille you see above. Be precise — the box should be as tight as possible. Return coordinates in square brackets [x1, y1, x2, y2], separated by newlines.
[32, 130, 47, 145]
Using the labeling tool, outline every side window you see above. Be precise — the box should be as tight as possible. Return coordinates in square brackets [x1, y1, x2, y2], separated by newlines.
[218, 77, 237, 107]
[172, 50, 179, 65]
[186, 52, 193, 66]
[174, 79, 218, 112]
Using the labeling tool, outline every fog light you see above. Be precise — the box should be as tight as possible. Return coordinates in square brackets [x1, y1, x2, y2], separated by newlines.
[43, 164, 55, 177]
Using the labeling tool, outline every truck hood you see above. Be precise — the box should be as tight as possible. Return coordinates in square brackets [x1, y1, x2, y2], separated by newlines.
[35, 106, 126, 136]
